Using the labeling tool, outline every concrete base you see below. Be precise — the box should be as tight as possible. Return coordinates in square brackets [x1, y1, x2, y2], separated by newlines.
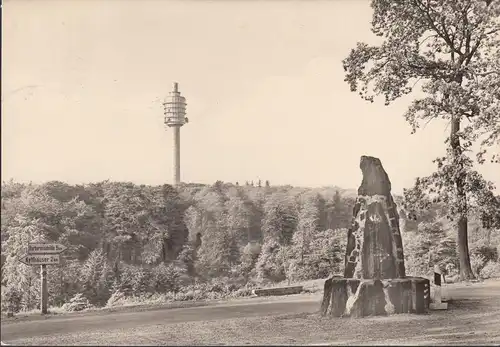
[321, 277, 430, 318]
[430, 302, 448, 310]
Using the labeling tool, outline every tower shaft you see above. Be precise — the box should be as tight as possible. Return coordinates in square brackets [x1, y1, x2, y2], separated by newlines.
[163, 81, 188, 187]
[173, 126, 181, 185]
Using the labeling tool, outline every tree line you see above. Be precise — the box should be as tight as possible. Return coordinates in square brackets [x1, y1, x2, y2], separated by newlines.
[0, 180, 352, 311]
[2, 179, 499, 312]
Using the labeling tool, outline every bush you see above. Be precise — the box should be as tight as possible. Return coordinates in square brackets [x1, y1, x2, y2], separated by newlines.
[229, 287, 253, 298]
[445, 263, 459, 278]
[105, 290, 126, 308]
[115, 265, 152, 296]
[150, 263, 183, 293]
[472, 246, 498, 263]
[175, 291, 194, 301]
[81, 249, 113, 306]
[470, 253, 487, 277]
[62, 293, 93, 312]
[479, 261, 500, 279]
[177, 273, 193, 288]
[164, 278, 250, 302]
[1, 285, 22, 313]
[204, 291, 223, 300]
[241, 242, 261, 276]
[162, 291, 177, 302]
[255, 239, 287, 283]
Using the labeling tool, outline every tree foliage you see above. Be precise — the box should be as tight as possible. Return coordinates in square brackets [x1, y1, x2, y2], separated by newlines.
[1, 179, 498, 312]
[343, 0, 500, 279]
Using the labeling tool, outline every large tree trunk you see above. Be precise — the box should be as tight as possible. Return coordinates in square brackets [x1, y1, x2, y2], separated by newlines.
[451, 118, 475, 280]
[457, 215, 474, 280]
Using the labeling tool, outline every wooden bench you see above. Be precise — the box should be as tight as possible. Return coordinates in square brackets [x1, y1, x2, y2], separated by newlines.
[252, 286, 304, 297]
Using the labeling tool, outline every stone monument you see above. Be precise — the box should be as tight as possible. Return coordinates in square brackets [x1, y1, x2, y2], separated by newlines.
[321, 156, 430, 317]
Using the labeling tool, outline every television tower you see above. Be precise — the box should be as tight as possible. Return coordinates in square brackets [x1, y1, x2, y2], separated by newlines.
[163, 82, 188, 186]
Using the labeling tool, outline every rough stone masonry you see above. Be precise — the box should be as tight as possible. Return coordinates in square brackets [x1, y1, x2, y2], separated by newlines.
[321, 156, 430, 318]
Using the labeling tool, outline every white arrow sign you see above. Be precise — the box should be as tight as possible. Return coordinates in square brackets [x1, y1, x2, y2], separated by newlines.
[18, 254, 60, 266]
[27, 243, 67, 255]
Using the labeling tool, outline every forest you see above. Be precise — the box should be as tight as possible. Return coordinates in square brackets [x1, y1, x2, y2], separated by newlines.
[2, 179, 499, 313]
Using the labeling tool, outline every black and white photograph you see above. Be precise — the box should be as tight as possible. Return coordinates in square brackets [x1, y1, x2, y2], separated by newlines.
[1, 0, 500, 345]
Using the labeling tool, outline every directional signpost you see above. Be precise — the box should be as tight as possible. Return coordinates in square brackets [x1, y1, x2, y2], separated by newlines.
[27, 243, 67, 255]
[18, 242, 67, 315]
[18, 254, 61, 266]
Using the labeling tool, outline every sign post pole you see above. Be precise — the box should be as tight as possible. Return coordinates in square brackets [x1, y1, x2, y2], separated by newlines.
[40, 264, 48, 315]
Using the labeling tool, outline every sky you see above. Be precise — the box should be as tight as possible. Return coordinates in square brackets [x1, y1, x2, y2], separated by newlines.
[2, 0, 499, 195]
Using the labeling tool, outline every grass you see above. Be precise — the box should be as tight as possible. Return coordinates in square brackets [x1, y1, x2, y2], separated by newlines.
[3, 275, 497, 323]
[1, 286, 252, 319]
[1, 296, 230, 321]
[0, 289, 317, 324]
[2, 280, 499, 345]
[6, 283, 500, 346]
[1, 279, 324, 321]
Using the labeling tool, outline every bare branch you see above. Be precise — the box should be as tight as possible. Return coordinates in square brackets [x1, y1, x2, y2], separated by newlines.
[420, 33, 440, 46]
[485, 28, 500, 35]
[465, 35, 484, 65]
[474, 70, 500, 76]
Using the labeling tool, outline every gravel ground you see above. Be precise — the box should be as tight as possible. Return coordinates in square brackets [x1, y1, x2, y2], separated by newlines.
[2, 280, 499, 346]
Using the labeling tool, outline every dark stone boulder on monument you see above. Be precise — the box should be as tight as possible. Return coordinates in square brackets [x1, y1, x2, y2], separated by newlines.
[321, 156, 430, 317]
[344, 155, 406, 280]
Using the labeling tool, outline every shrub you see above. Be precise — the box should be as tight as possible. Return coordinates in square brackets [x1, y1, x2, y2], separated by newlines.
[177, 273, 193, 288]
[105, 290, 126, 308]
[80, 250, 113, 305]
[472, 246, 498, 263]
[241, 242, 261, 276]
[470, 253, 487, 277]
[255, 239, 287, 283]
[62, 293, 93, 312]
[479, 261, 500, 279]
[162, 291, 176, 302]
[105, 293, 162, 307]
[150, 263, 181, 293]
[229, 287, 253, 298]
[177, 244, 196, 276]
[205, 291, 222, 300]
[1, 285, 22, 313]
[445, 263, 459, 278]
[116, 265, 152, 296]
[175, 291, 194, 301]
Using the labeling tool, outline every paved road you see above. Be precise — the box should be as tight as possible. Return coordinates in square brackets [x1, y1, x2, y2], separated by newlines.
[1, 295, 321, 342]
[1, 280, 499, 345]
